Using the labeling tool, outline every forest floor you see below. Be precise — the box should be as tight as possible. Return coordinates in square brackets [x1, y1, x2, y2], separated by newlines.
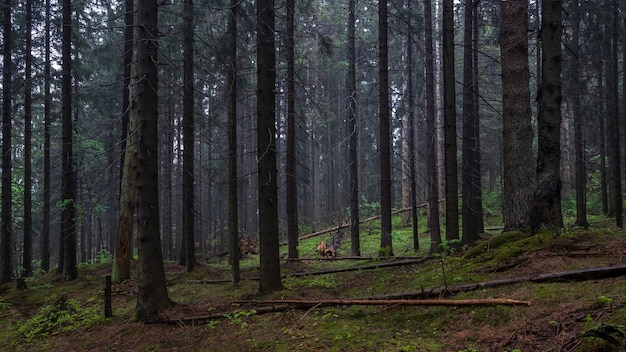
[2, 219, 626, 351]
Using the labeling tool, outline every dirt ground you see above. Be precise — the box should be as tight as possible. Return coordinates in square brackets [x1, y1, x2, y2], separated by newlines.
[2, 226, 626, 352]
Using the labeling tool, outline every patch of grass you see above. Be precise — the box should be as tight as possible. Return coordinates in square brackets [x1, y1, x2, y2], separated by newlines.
[283, 274, 338, 289]
[468, 305, 513, 327]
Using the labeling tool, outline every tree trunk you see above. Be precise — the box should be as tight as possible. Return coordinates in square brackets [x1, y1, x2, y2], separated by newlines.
[530, 0, 564, 232]
[606, 0, 622, 228]
[472, 3, 483, 234]
[22, 0, 33, 277]
[111, 0, 136, 283]
[286, 0, 299, 260]
[598, 64, 608, 215]
[347, 0, 360, 256]
[500, 0, 535, 231]
[163, 105, 174, 260]
[41, 0, 52, 272]
[461, 0, 483, 247]
[1, 0, 13, 284]
[61, 0, 78, 281]
[228, 0, 240, 283]
[242, 298, 530, 308]
[182, 0, 196, 271]
[443, 0, 459, 244]
[112, 120, 137, 279]
[623, 14, 626, 189]
[133, 0, 173, 320]
[256, 0, 283, 294]
[424, 0, 441, 253]
[569, 0, 588, 228]
[378, 0, 393, 256]
[401, 78, 410, 228]
[405, 2, 419, 250]
[362, 264, 626, 300]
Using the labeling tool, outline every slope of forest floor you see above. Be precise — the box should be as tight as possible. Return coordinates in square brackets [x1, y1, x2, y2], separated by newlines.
[2, 219, 626, 351]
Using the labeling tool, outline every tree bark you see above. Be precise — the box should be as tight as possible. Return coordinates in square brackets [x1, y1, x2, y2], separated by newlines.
[424, 0, 441, 254]
[286, 0, 299, 260]
[405, 1, 419, 250]
[461, 0, 483, 247]
[133, 0, 173, 320]
[182, 0, 196, 271]
[41, 0, 52, 272]
[112, 0, 136, 283]
[240, 298, 530, 308]
[1, 0, 13, 284]
[606, 0, 622, 228]
[257, 0, 283, 294]
[360, 264, 626, 300]
[500, 0, 534, 231]
[61, 0, 78, 281]
[530, 0, 564, 232]
[569, 0, 588, 228]
[228, 0, 240, 283]
[347, 0, 360, 257]
[443, 0, 459, 244]
[598, 64, 608, 215]
[22, 0, 33, 277]
[378, 0, 393, 256]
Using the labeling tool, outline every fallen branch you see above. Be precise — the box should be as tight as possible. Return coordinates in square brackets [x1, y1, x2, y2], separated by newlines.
[145, 304, 292, 326]
[236, 298, 530, 308]
[355, 264, 626, 300]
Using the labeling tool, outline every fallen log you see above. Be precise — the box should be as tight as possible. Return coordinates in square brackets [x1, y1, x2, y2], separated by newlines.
[147, 298, 529, 326]
[283, 258, 427, 278]
[355, 264, 626, 300]
[236, 298, 530, 308]
[287, 256, 422, 261]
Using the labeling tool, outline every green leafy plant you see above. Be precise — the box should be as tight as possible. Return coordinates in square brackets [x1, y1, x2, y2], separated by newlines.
[596, 295, 614, 307]
[24, 276, 54, 291]
[88, 249, 113, 264]
[17, 295, 105, 342]
[223, 309, 257, 328]
[0, 300, 12, 310]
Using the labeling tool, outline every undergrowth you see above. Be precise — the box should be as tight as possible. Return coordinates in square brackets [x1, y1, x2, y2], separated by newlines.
[15, 294, 106, 344]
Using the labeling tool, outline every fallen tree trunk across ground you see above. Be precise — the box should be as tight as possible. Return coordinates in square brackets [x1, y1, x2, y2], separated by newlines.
[356, 264, 626, 300]
[235, 298, 531, 308]
[287, 256, 422, 261]
[146, 298, 528, 325]
[150, 264, 626, 326]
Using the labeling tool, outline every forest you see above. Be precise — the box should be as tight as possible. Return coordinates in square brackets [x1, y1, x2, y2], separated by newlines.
[1, 0, 626, 350]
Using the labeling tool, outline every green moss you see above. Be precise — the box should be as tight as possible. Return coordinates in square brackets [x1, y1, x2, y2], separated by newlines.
[465, 231, 528, 259]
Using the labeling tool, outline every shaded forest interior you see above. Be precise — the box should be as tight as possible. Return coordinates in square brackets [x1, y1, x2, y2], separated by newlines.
[0, 0, 625, 322]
